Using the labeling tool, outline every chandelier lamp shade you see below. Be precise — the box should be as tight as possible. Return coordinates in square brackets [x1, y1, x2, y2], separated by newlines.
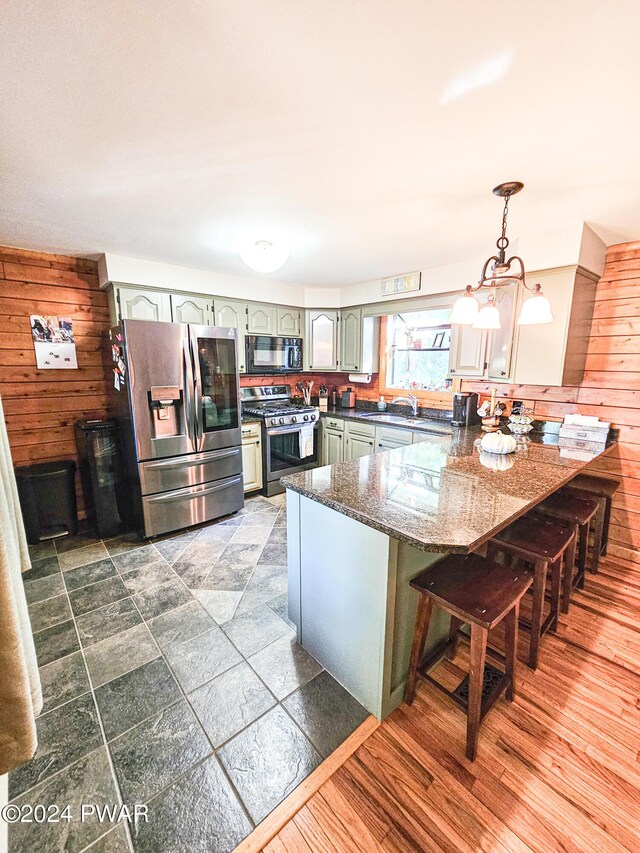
[450, 182, 554, 329]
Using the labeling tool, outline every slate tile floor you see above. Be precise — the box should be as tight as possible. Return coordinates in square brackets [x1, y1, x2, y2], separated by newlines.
[10, 494, 369, 853]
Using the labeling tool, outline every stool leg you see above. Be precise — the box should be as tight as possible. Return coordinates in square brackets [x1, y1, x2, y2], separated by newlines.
[591, 498, 606, 574]
[405, 597, 433, 705]
[550, 557, 562, 633]
[504, 601, 518, 701]
[602, 496, 612, 556]
[446, 616, 463, 660]
[528, 559, 546, 670]
[578, 523, 588, 578]
[562, 526, 577, 614]
[467, 623, 488, 761]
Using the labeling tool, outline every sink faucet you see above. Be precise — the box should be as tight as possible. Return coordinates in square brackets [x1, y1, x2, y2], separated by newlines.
[391, 394, 419, 417]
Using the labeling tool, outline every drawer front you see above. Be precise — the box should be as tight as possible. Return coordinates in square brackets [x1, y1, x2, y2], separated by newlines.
[323, 417, 344, 432]
[141, 474, 244, 538]
[139, 446, 242, 496]
[241, 422, 262, 440]
[345, 420, 376, 439]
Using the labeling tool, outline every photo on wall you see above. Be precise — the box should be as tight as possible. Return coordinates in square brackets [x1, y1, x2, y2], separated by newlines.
[30, 315, 78, 369]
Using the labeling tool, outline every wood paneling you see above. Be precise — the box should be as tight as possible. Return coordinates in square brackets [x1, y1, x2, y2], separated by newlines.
[0, 246, 111, 514]
[462, 241, 640, 576]
[266, 554, 640, 851]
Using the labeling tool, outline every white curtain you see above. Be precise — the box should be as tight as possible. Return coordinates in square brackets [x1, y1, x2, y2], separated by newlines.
[0, 395, 42, 774]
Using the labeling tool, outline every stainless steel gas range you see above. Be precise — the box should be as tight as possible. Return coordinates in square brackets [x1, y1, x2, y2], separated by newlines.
[241, 385, 320, 496]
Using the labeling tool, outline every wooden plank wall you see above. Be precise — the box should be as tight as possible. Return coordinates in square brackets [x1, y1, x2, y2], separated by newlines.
[462, 240, 640, 567]
[0, 246, 112, 514]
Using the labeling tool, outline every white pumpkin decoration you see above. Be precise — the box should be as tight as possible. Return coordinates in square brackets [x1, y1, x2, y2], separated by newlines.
[480, 432, 517, 455]
[479, 450, 515, 471]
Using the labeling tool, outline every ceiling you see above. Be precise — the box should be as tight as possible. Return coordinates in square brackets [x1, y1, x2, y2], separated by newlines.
[1, 1, 640, 287]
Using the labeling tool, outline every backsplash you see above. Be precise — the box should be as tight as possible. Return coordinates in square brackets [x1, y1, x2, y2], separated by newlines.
[239, 372, 381, 403]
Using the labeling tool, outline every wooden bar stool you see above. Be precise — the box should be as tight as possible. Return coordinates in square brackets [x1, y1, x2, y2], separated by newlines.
[534, 492, 598, 613]
[405, 553, 532, 761]
[490, 515, 576, 669]
[563, 473, 620, 565]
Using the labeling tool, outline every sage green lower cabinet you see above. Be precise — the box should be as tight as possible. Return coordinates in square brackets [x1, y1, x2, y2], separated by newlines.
[170, 293, 211, 325]
[322, 417, 345, 465]
[375, 425, 413, 451]
[344, 421, 375, 460]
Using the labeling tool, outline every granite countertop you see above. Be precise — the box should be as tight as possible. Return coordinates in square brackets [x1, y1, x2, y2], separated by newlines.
[281, 427, 616, 554]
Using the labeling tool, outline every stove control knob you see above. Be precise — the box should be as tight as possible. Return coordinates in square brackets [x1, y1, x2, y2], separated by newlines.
[310, 414, 317, 421]
[303, 415, 309, 422]
[278, 417, 285, 424]
[291, 415, 298, 423]
[270, 418, 278, 425]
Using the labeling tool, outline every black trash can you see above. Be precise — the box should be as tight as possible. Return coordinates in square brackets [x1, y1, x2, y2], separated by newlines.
[75, 419, 127, 539]
[15, 460, 78, 546]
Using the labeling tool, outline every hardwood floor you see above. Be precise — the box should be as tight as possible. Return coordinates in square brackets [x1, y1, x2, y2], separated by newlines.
[263, 555, 640, 852]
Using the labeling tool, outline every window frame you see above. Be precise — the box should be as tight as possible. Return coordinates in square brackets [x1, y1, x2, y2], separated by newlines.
[378, 315, 460, 409]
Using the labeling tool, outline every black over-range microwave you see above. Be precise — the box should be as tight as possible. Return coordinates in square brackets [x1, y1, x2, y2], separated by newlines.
[245, 335, 303, 374]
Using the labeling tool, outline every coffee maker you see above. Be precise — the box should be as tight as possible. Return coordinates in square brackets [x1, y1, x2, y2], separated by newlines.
[451, 392, 480, 426]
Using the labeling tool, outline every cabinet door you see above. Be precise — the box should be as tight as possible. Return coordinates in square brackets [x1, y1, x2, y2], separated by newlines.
[307, 310, 339, 371]
[276, 308, 301, 337]
[345, 432, 375, 459]
[486, 287, 517, 381]
[449, 324, 486, 378]
[340, 308, 362, 371]
[375, 426, 413, 451]
[241, 426, 263, 493]
[170, 294, 211, 325]
[247, 304, 276, 335]
[214, 299, 247, 373]
[117, 287, 171, 323]
[323, 428, 344, 465]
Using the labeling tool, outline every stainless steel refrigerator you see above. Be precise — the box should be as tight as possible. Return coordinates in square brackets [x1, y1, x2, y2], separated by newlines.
[109, 319, 244, 538]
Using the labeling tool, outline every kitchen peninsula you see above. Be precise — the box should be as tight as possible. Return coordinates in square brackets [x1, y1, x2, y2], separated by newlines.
[282, 428, 615, 719]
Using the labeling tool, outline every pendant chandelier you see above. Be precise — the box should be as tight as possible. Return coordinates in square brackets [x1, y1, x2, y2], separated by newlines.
[450, 182, 553, 329]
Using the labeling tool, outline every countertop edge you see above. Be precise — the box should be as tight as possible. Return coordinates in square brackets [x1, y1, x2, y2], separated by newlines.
[282, 440, 617, 555]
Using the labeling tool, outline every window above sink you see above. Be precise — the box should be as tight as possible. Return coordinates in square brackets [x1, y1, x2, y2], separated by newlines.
[379, 308, 454, 410]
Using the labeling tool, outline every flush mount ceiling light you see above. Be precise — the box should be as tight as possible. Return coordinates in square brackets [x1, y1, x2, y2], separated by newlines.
[449, 182, 553, 329]
[239, 240, 289, 273]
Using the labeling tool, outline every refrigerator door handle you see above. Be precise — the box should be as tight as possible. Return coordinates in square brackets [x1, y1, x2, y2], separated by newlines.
[190, 329, 204, 449]
[182, 336, 195, 445]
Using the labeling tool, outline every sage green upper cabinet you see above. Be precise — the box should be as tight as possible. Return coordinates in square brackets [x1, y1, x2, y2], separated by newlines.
[170, 293, 211, 325]
[276, 307, 302, 338]
[339, 309, 362, 371]
[448, 324, 486, 379]
[247, 304, 276, 335]
[486, 287, 517, 381]
[306, 310, 339, 371]
[115, 287, 172, 323]
[213, 298, 248, 373]
[214, 299, 246, 331]
[338, 311, 380, 373]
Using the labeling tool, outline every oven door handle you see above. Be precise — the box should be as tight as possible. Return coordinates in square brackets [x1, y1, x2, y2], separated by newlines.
[267, 424, 317, 437]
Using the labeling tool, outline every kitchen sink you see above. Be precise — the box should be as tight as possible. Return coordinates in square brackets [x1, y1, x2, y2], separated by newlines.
[353, 412, 452, 433]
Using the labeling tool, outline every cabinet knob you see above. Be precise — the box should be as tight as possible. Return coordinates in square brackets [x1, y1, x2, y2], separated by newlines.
[501, 371, 506, 376]
[450, 368, 456, 373]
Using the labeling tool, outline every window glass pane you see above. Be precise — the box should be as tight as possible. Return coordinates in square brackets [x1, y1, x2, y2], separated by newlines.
[386, 309, 452, 392]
